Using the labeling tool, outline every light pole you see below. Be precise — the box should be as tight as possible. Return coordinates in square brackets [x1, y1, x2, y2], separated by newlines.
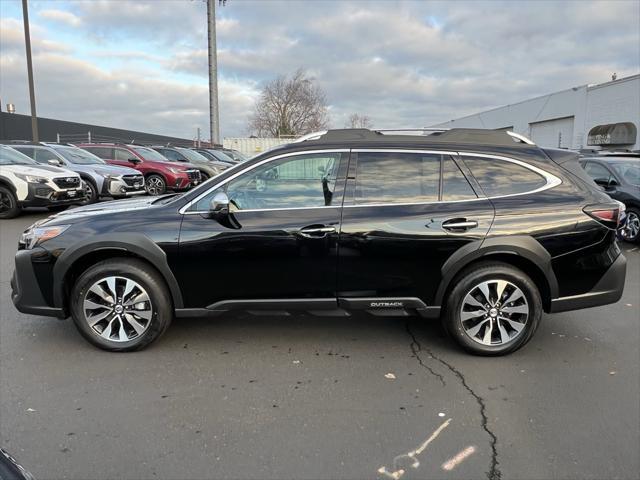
[207, 0, 220, 145]
[22, 0, 39, 142]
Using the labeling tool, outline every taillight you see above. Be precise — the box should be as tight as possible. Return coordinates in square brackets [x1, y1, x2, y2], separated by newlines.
[583, 204, 621, 228]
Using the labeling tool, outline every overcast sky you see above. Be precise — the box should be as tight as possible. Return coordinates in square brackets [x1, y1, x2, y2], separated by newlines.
[1, 0, 638, 140]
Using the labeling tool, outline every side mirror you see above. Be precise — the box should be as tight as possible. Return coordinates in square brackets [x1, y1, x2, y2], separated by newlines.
[594, 177, 617, 189]
[48, 158, 62, 166]
[208, 192, 230, 219]
[128, 157, 141, 165]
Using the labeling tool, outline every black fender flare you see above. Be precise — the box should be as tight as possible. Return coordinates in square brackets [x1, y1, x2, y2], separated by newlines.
[0, 175, 17, 193]
[434, 235, 559, 306]
[52, 233, 184, 309]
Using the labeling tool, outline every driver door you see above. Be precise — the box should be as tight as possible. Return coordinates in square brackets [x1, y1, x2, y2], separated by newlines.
[177, 150, 349, 308]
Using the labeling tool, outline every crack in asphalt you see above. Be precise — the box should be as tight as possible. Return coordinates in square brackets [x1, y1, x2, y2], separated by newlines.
[405, 322, 501, 480]
[405, 323, 446, 387]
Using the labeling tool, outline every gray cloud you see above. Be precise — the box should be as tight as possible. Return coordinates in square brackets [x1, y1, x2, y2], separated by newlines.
[1, 0, 637, 138]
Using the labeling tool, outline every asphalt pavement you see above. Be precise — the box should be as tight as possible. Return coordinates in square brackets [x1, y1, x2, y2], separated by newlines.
[1, 210, 638, 480]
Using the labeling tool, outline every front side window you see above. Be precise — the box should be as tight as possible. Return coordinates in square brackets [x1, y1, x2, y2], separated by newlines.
[610, 162, 640, 186]
[131, 147, 166, 162]
[115, 148, 135, 161]
[158, 149, 184, 162]
[583, 162, 613, 182]
[192, 152, 342, 211]
[462, 156, 547, 197]
[55, 147, 105, 165]
[0, 147, 37, 165]
[14, 147, 61, 164]
[355, 152, 440, 204]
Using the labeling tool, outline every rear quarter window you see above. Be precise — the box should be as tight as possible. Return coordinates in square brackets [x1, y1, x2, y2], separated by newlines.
[462, 156, 547, 197]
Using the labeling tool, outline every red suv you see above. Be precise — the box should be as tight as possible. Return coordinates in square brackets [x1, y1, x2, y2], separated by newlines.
[77, 144, 201, 195]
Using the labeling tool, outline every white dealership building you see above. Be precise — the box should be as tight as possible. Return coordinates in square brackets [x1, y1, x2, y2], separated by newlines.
[432, 74, 639, 151]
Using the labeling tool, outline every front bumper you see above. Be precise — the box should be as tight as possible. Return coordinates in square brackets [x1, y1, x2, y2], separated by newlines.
[103, 176, 146, 197]
[19, 183, 85, 207]
[11, 249, 65, 318]
[549, 253, 627, 313]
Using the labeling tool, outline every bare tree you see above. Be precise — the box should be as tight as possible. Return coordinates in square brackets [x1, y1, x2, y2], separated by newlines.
[248, 69, 329, 137]
[345, 113, 373, 129]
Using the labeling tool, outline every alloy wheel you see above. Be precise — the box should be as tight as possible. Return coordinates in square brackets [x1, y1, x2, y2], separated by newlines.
[623, 211, 640, 240]
[460, 279, 529, 346]
[83, 276, 153, 342]
[146, 177, 164, 195]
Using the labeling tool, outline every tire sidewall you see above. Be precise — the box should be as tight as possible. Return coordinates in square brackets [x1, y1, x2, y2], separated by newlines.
[444, 264, 542, 356]
[83, 180, 98, 204]
[70, 260, 172, 351]
[0, 186, 20, 219]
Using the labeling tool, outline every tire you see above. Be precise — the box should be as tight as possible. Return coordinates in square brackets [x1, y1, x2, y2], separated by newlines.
[70, 258, 173, 352]
[0, 186, 20, 219]
[145, 174, 166, 196]
[443, 261, 542, 356]
[621, 207, 640, 243]
[200, 172, 210, 182]
[81, 179, 98, 204]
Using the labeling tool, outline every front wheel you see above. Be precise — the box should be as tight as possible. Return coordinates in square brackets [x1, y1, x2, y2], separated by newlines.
[145, 174, 166, 196]
[81, 180, 98, 204]
[621, 207, 640, 243]
[70, 258, 172, 351]
[443, 262, 542, 356]
[0, 186, 20, 219]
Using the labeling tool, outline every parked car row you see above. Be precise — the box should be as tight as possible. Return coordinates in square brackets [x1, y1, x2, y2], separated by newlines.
[0, 141, 248, 218]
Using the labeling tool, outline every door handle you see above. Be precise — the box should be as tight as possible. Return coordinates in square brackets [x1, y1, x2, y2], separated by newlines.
[442, 219, 478, 231]
[298, 226, 336, 237]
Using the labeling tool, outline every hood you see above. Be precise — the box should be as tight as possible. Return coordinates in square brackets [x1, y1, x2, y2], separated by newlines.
[42, 195, 168, 224]
[91, 164, 142, 176]
[0, 163, 78, 178]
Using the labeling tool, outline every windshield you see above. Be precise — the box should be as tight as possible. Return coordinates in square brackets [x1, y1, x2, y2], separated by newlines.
[131, 146, 170, 162]
[0, 147, 37, 165]
[54, 146, 106, 165]
[224, 149, 247, 162]
[176, 148, 209, 163]
[611, 162, 640, 186]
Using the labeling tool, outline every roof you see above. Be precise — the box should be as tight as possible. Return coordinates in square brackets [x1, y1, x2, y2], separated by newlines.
[295, 128, 534, 148]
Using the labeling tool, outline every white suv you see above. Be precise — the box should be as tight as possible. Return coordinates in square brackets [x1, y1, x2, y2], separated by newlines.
[0, 145, 85, 219]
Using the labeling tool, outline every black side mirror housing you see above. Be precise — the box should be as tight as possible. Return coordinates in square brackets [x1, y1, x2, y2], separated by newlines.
[594, 177, 618, 189]
[128, 157, 141, 165]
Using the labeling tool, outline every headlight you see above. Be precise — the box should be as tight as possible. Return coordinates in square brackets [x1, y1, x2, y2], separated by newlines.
[20, 225, 70, 249]
[15, 173, 49, 183]
[168, 167, 186, 174]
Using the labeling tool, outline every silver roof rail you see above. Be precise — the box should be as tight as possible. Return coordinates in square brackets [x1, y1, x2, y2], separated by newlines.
[506, 131, 535, 145]
[374, 128, 450, 135]
[292, 131, 328, 143]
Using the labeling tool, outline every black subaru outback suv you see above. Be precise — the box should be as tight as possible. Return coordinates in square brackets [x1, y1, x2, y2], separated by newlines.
[11, 129, 626, 355]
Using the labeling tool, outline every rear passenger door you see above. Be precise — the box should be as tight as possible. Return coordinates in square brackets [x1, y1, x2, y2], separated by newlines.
[337, 150, 494, 310]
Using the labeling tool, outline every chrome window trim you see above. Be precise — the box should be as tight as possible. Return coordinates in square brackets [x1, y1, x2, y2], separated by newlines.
[178, 149, 349, 214]
[179, 148, 561, 214]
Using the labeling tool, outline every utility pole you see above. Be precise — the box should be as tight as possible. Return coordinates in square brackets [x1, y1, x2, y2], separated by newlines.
[207, 0, 220, 145]
[22, 0, 39, 142]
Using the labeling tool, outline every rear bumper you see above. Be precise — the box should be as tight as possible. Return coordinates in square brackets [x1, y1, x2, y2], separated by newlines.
[11, 249, 65, 318]
[549, 253, 627, 313]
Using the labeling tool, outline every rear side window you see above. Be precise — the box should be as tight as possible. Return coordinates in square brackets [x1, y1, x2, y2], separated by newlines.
[442, 156, 477, 201]
[85, 147, 113, 159]
[355, 152, 440, 204]
[463, 156, 547, 197]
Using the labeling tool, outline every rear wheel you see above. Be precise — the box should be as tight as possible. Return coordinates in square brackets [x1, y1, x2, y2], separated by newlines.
[0, 186, 20, 219]
[145, 174, 166, 196]
[200, 172, 210, 181]
[70, 258, 172, 351]
[443, 262, 542, 356]
[621, 207, 640, 243]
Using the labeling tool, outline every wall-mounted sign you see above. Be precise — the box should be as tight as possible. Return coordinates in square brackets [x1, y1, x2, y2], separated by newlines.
[587, 122, 637, 145]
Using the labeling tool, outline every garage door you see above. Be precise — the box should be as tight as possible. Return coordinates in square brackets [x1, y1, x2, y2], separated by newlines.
[529, 116, 574, 148]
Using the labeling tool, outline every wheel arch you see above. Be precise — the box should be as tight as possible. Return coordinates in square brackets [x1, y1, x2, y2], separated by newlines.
[52, 234, 184, 313]
[436, 235, 558, 313]
[0, 176, 17, 193]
